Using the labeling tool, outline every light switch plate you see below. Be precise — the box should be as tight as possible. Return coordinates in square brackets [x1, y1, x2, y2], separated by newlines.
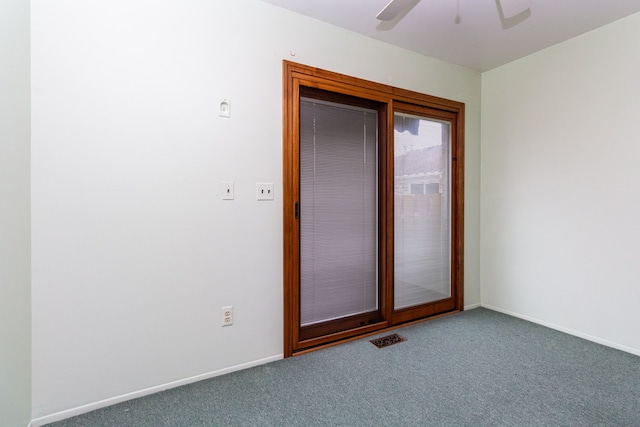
[222, 181, 234, 200]
[256, 183, 274, 200]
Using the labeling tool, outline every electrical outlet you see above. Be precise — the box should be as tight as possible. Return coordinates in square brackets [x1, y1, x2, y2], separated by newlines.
[222, 305, 233, 327]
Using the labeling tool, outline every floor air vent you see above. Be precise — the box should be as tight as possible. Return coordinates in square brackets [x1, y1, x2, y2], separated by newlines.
[370, 333, 406, 349]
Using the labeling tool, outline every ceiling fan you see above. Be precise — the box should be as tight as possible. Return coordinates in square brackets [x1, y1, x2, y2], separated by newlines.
[377, 0, 532, 21]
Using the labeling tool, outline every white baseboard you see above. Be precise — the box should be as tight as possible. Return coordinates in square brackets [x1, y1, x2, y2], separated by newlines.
[464, 303, 481, 310]
[30, 354, 283, 427]
[481, 304, 640, 356]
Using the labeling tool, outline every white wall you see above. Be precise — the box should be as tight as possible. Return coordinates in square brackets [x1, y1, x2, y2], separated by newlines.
[481, 12, 640, 355]
[0, 0, 31, 426]
[31, 0, 481, 422]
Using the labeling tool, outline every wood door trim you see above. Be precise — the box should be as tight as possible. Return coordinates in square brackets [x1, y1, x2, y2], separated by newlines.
[282, 64, 298, 358]
[287, 64, 464, 113]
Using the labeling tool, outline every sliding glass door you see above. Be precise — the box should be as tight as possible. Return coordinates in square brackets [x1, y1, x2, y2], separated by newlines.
[283, 61, 464, 356]
[394, 113, 451, 310]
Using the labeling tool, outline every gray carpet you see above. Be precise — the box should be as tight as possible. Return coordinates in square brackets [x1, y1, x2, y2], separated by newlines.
[46, 308, 640, 426]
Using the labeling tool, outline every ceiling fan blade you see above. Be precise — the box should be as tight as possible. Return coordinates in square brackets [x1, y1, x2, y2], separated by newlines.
[498, 0, 532, 19]
[376, 0, 416, 21]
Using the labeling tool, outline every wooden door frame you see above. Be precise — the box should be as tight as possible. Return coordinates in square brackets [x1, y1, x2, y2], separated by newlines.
[283, 61, 465, 357]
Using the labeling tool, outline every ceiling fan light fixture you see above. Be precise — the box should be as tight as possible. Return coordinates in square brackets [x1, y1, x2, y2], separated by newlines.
[499, 0, 532, 19]
[376, 0, 416, 21]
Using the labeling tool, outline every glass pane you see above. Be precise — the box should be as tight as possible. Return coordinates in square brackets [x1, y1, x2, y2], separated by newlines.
[300, 98, 378, 326]
[394, 113, 451, 310]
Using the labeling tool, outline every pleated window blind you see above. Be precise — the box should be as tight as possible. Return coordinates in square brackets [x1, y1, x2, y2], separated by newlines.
[299, 98, 378, 326]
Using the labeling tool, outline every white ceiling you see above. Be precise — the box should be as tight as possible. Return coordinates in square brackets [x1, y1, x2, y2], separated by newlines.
[260, 0, 640, 71]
